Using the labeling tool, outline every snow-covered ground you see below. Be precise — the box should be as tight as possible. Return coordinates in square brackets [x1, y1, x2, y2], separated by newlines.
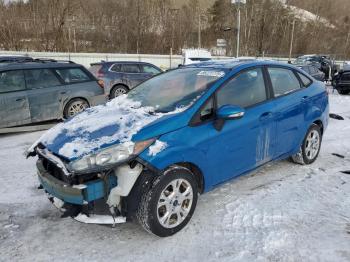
[1, 90, 350, 262]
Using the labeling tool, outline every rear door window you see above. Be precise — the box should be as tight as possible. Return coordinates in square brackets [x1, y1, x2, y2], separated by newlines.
[110, 64, 122, 72]
[268, 67, 301, 97]
[217, 68, 267, 108]
[55, 68, 91, 83]
[24, 69, 61, 89]
[122, 64, 141, 73]
[341, 73, 350, 81]
[141, 65, 161, 74]
[0, 70, 26, 93]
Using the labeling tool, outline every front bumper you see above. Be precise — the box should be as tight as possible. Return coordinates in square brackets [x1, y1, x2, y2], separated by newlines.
[37, 159, 117, 205]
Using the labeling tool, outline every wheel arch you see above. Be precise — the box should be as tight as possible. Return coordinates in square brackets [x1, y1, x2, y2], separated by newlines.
[170, 162, 205, 194]
[313, 119, 324, 136]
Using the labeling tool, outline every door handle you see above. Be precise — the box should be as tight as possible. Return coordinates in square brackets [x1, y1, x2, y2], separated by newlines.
[259, 112, 273, 121]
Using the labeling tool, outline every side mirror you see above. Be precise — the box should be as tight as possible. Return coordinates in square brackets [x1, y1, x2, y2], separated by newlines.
[214, 105, 245, 131]
[217, 105, 245, 120]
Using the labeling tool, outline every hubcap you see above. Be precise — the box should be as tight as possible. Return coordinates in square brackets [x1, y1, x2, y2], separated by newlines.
[157, 179, 193, 229]
[114, 87, 127, 97]
[68, 101, 88, 117]
[305, 130, 320, 160]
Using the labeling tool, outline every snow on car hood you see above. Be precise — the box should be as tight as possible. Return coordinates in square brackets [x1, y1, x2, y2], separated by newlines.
[28, 95, 184, 161]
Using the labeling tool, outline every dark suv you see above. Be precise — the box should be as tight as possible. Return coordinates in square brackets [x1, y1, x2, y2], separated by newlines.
[0, 59, 106, 128]
[89, 61, 162, 98]
[294, 55, 337, 80]
[333, 70, 350, 94]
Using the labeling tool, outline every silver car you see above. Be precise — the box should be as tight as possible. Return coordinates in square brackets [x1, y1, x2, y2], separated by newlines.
[0, 60, 106, 128]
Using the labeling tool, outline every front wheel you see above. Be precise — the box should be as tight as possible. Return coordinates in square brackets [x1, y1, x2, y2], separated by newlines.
[291, 124, 322, 165]
[136, 166, 198, 237]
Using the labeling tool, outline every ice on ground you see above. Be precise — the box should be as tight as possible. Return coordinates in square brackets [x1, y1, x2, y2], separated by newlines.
[148, 140, 168, 157]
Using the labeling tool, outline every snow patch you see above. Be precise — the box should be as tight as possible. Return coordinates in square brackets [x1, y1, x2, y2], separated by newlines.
[148, 140, 168, 157]
[284, 4, 335, 28]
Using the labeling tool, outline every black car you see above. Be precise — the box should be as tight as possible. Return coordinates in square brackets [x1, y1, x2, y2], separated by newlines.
[89, 61, 162, 98]
[332, 70, 350, 94]
[295, 55, 337, 80]
[296, 65, 325, 81]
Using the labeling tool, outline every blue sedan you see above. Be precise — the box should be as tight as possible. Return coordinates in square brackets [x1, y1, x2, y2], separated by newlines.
[28, 59, 329, 237]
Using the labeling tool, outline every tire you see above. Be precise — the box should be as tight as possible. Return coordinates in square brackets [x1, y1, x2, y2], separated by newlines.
[291, 124, 322, 165]
[63, 98, 89, 119]
[110, 85, 129, 99]
[136, 166, 198, 237]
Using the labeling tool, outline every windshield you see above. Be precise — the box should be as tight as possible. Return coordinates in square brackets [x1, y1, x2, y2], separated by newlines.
[127, 67, 225, 113]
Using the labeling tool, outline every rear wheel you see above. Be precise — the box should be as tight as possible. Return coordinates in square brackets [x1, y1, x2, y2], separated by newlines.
[291, 124, 322, 165]
[136, 166, 198, 237]
[110, 85, 129, 99]
[64, 98, 89, 119]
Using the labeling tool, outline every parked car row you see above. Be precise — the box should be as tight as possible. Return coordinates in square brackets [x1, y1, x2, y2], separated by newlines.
[294, 54, 338, 80]
[0, 56, 165, 128]
[0, 58, 105, 128]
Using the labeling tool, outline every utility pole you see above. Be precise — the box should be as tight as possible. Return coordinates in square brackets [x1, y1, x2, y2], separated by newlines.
[198, 12, 201, 49]
[236, 5, 241, 58]
[136, 0, 140, 54]
[289, 19, 295, 63]
[169, 8, 179, 68]
[232, 0, 246, 58]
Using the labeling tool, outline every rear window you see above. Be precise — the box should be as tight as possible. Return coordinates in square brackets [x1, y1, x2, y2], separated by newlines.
[0, 70, 26, 93]
[341, 73, 350, 81]
[89, 64, 102, 77]
[55, 68, 91, 83]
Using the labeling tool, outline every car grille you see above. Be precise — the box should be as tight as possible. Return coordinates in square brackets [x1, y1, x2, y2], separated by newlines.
[41, 157, 71, 184]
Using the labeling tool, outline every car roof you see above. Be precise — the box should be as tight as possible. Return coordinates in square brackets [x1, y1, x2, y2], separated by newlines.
[184, 59, 297, 71]
[92, 61, 157, 66]
[0, 61, 83, 71]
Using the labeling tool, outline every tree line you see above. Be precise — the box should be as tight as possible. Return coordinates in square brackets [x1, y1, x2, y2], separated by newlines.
[0, 0, 350, 59]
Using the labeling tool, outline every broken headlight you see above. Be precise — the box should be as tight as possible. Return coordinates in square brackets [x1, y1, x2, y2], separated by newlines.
[68, 139, 155, 172]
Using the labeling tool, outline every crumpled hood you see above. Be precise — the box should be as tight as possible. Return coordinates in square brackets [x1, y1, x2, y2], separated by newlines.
[33, 96, 183, 161]
[32, 95, 163, 161]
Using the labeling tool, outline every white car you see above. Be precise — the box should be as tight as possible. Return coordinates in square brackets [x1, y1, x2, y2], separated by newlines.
[182, 49, 212, 65]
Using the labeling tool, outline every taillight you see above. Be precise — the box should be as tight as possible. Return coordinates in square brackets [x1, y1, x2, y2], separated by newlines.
[97, 67, 105, 78]
[98, 79, 104, 89]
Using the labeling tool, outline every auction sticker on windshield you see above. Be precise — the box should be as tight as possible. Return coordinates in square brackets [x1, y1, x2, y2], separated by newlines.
[197, 71, 225, 78]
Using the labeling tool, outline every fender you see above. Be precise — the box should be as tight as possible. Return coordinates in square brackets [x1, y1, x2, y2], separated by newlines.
[138, 144, 211, 191]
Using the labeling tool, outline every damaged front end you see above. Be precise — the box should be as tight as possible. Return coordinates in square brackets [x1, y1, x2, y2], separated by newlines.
[35, 145, 146, 225]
